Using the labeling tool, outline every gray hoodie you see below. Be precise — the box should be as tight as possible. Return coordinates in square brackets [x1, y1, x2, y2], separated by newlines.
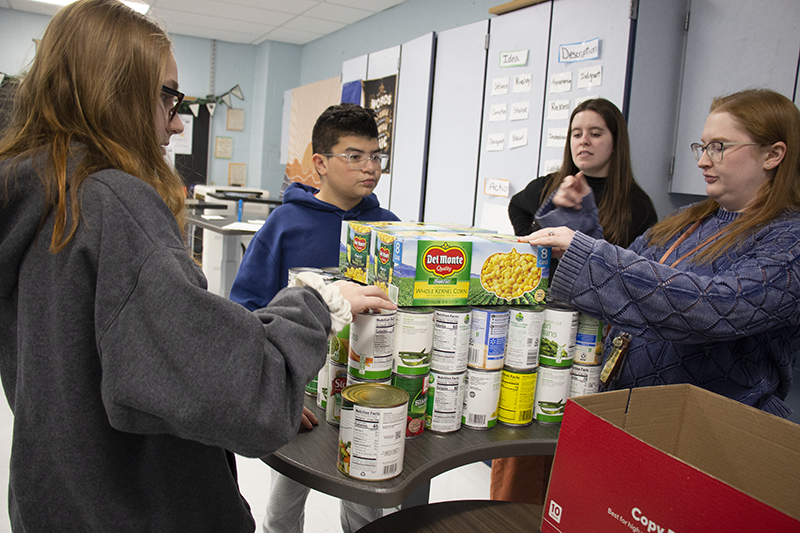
[0, 154, 330, 532]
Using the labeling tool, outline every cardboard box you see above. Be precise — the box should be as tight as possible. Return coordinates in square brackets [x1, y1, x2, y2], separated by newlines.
[542, 384, 800, 533]
[377, 230, 550, 307]
[338, 221, 492, 285]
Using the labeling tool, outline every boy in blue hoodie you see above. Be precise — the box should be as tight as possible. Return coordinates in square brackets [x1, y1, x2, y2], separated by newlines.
[230, 103, 399, 533]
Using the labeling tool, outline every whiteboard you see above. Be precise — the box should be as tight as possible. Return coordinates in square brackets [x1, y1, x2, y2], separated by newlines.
[366, 45, 401, 208]
[537, 0, 634, 176]
[475, 1, 551, 235]
[424, 19, 490, 226]
[671, 0, 800, 195]
[390, 32, 435, 221]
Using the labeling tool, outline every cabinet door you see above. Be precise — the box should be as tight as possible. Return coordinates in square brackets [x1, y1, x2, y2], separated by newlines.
[671, 0, 800, 195]
[390, 32, 435, 221]
[423, 19, 490, 226]
[475, 1, 551, 235]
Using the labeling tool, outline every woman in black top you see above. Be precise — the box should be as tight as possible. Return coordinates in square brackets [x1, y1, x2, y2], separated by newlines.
[508, 98, 657, 247]
[495, 98, 657, 505]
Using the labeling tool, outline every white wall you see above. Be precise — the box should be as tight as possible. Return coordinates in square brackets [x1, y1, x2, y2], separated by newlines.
[0, 8, 49, 75]
[299, 0, 500, 86]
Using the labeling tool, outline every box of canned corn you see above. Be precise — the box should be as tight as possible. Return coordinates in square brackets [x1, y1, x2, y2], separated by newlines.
[367, 230, 551, 307]
[339, 221, 496, 287]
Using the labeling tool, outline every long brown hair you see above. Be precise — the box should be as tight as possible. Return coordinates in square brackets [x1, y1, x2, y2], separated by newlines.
[541, 98, 644, 247]
[0, 0, 185, 253]
[647, 89, 800, 263]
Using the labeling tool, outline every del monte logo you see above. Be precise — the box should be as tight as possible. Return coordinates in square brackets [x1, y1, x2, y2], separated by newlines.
[423, 243, 467, 277]
[352, 236, 367, 253]
[379, 245, 391, 264]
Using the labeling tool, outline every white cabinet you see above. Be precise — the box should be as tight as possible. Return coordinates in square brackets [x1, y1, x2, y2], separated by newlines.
[670, 0, 800, 196]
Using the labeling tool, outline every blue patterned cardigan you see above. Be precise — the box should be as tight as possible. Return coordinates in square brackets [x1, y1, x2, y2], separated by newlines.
[537, 193, 800, 417]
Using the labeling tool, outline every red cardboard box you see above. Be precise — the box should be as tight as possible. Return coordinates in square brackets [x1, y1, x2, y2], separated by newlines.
[542, 384, 800, 533]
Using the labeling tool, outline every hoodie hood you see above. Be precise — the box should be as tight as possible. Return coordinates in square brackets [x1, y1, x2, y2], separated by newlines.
[282, 182, 382, 218]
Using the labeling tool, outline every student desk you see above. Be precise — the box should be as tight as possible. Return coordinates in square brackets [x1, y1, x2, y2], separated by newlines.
[261, 395, 560, 509]
[184, 212, 262, 298]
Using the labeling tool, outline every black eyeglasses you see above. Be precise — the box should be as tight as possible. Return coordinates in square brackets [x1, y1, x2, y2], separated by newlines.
[161, 85, 185, 121]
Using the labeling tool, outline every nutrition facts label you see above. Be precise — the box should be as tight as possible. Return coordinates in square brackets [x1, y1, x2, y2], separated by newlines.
[348, 405, 406, 480]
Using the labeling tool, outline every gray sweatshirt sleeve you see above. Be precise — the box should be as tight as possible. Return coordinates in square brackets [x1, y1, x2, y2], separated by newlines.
[91, 174, 329, 458]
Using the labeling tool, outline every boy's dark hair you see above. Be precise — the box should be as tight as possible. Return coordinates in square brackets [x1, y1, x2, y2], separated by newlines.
[312, 103, 379, 154]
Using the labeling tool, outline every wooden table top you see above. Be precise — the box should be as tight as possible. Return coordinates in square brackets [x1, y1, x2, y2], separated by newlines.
[261, 395, 560, 508]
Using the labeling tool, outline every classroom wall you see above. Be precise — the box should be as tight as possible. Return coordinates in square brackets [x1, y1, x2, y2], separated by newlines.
[0, 8, 48, 75]
[0, 7, 301, 196]
[299, 0, 499, 86]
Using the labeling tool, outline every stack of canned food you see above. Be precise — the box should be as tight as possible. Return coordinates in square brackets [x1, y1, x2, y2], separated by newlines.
[313, 301, 608, 431]
[294, 268, 609, 480]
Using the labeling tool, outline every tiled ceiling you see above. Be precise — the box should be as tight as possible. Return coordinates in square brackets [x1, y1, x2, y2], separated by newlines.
[0, 0, 410, 45]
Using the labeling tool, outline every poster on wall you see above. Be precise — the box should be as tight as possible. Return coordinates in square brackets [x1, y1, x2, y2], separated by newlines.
[362, 75, 397, 174]
[283, 76, 342, 192]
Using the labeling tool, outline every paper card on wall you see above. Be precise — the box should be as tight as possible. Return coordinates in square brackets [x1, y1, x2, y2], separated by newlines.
[510, 101, 529, 121]
[492, 77, 509, 95]
[547, 128, 568, 148]
[509, 128, 528, 149]
[226, 108, 245, 131]
[228, 162, 247, 186]
[576, 94, 600, 106]
[499, 50, 528, 68]
[578, 65, 603, 89]
[484, 178, 510, 197]
[544, 159, 563, 174]
[487, 133, 505, 152]
[513, 74, 533, 93]
[550, 72, 573, 93]
[558, 37, 600, 63]
[548, 99, 571, 120]
[171, 113, 193, 155]
[215, 136, 233, 159]
[490, 103, 508, 122]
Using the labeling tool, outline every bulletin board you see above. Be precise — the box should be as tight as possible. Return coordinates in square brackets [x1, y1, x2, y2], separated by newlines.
[174, 105, 210, 186]
[474, 1, 552, 235]
[283, 76, 342, 191]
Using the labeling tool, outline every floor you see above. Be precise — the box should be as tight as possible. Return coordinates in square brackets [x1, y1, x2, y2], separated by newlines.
[0, 369, 797, 532]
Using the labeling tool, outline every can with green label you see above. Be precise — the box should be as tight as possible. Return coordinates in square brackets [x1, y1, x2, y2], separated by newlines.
[393, 307, 434, 376]
[426, 370, 466, 433]
[326, 361, 348, 426]
[392, 373, 429, 438]
[537, 304, 579, 368]
[533, 363, 572, 424]
[348, 309, 395, 380]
